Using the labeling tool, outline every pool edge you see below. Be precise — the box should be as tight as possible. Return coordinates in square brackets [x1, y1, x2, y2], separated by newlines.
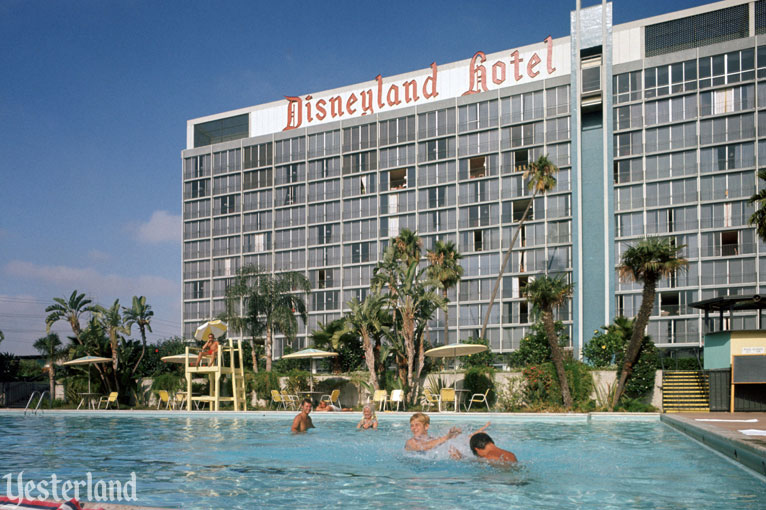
[661, 414, 766, 477]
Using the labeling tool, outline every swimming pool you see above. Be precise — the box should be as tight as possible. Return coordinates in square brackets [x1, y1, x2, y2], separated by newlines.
[1, 412, 764, 509]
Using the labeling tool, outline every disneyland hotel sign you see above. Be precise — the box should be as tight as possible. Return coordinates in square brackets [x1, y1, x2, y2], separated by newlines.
[280, 37, 561, 132]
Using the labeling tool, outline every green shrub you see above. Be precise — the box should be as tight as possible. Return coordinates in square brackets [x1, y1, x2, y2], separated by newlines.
[620, 336, 658, 400]
[283, 369, 311, 395]
[548, 360, 594, 408]
[462, 366, 495, 407]
[151, 373, 184, 392]
[522, 364, 555, 405]
[495, 376, 524, 411]
[250, 371, 280, 399]
[509, 321, 569, 367]
[463, 337, 494, 368]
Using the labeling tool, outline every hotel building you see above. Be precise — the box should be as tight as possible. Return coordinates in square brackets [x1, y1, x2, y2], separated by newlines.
[182, 0, 766, 358]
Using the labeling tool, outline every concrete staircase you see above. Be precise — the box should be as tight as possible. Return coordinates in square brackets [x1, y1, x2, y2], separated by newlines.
[662, 370, 709, 412]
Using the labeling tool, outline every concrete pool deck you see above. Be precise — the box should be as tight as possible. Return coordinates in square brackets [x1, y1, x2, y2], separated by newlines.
[661, 412, 766, 477]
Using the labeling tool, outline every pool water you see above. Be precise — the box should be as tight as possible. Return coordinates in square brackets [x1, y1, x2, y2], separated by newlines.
[1, 412, 764, 509]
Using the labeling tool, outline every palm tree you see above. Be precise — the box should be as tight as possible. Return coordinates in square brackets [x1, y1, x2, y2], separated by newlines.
[335, 293, 387, 390]
[481, 155, 558, 341]
[612, 237, 687, 410]
[748, 169, 766, 241]
[45, 290, 100, 345]
[524, 274, 574, 409]
[222, 270, 266, 373]
[33, 333, 66, 399]
[426, 240, 463, 346]
[225, 265, 310, 372]
[123, 296, 153, 376]
[394, 228, 422, 265]
[98, 299, 130, 392]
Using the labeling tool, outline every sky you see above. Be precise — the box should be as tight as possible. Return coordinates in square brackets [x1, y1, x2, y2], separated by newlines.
[0, 0, 712, 355]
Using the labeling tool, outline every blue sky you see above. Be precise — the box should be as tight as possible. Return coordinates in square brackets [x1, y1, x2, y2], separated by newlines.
[0, 0, 710, 355]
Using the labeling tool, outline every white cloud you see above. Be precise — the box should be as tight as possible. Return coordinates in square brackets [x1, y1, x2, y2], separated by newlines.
[131, 210, 181, 244]
[4, 261, 178, 299]
[88, 249, 110, 262]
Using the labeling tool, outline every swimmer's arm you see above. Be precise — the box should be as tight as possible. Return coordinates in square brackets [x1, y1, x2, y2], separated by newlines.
[291, 415, 304, 433]
[471, 421, 490, 436]
[405, 427, 462, 451]
[372, 419, 378, 430]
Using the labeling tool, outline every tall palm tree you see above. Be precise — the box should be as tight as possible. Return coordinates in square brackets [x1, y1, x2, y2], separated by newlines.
[612, 237, 687, 410]
[481, 155, 558, 341]
[33, 333, 66, 399]
[748, 169, 766, 241]
[335, 293, 387, 390]
[222, 270, 266, 373]
[225, 265, 310, 372]
[98, 299, 130, 392]
[524, 274, 574, 409]
[393, 228, 422, 266]
[45, 290, 100, 345]
[426, 240, 463, 346]
[123, 296, 153, 376]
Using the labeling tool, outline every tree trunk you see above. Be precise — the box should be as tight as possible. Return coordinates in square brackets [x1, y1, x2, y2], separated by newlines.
[131, 327, 146, 377]
[412, 329, 426, 406]
[543, 309, 572, 409]
[442, 289, 450, 346]
[48, 365, 55, 400]
[265, 326, 273, 372]
[611, 279, 657, 410]
[480, 191, 536, 341]
[110, 334, 120, 393]
[362, 330, 380, 390]
[251, 339, 259, 373]
[403, 311, 416, 404]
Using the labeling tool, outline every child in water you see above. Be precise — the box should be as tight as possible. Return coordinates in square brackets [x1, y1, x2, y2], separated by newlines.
[405, 412, 461, 451]
[357, 404, 378, 430]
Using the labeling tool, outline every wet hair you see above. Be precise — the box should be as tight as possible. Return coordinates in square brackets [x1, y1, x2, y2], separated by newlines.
[470, 433, 494, 455]
[410, 412, 429, 426]
[302, 398, 313, 406]
[362, 405, 377, 419]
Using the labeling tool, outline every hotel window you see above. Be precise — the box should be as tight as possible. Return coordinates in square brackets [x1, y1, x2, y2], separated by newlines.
[213, 174, 241, 195]
[214, 194, 239, 215]
[700, 84, 754, 116]
[308, 202, 341, 224]
[278, 185, 305, 206]
[644, 60, 697, 98]
[343, 265, 373, 287]
[418, 137, 456, 163]
[379, 116, 416, 146]
[183, 219, 210, 240]
[243, 142, 272, 169]
[700, 113, 755, 145]
[185, 281, 208, 300]
[312, 290, 339, 312]
[458, 99, 498, 132]
[308, 157, 341, 180]
[502, 90, 543, 124]
[546, 117, 569, 143]
[183, 260, 210, 279]
[699, 49, 754, 89]
[503, 121, 544, 149]
[213, 257, 240, 277]
[309, 246, 340, 268]
[184, 198, 210, 219]
[343, 219, 377, 242]
[213, 215, 240, 236]
[581, 55, 601, 94]
[275, 163, 305, 186]
[184, 239, 210, 259]
[343, 123, 377, 152]
[699, 143, 755, 173]
[419, 209, 455, 233]
[243, 211, 272, 232]
[184, 154, 211, 180]
[310, 224, 337, 245]
[274, 206, 305, 228]
[275, 249, 305, 271]
[548, 195, 571, 219]
[307, 130, 340, 159]
[346, 242, 373, 264]
[274, 228, 305, 250]
[343, 173, 376, 197]
[614, 131, 642, 157]
[613, 70, 641, 104]
[458, 130, 499, 157]
[343, 196, 377, 219]
[417, 161, 456, 186]
[184, 179, 209, 199]
[243, 168, 272, 190]
[213, 236, 240, 257]
[308, 179, 340, 203]
[545, 85, 570, 117]
[614, 104, 642, 130]
[418, 185, 454, 209]
[243, 190, 271, 211]
[212, 148, 241, 175]
[274, 136, 305, 164]
[418, 108, 456, 138]
[379, 145, 415, 169]
[342, 151, 377, 174]
[461, 204, 495, 228]
[459, 180, 498, 205]
[311, 268, 336, 289]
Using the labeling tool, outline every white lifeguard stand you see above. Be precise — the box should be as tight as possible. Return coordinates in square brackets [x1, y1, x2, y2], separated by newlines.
[180, 338, 247, 411]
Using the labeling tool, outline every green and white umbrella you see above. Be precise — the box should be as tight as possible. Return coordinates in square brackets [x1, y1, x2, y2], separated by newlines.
[281, 348, 338, 389]
[62, 356, 111, 393]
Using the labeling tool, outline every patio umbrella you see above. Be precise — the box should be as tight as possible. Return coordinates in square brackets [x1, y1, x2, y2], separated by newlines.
[161, 353, 193, 364]
[424, 343, 488, 381]
[194, 320, 228, 341]
[62, 356, 111, 393]
[280, 348, 338, 390]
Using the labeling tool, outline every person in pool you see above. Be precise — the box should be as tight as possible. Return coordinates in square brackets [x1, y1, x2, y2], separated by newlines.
[291, 399, 315, 433]
[405, 412, 461, 451]
[469, 432, 518, 463]
[357, 404, 378, 430]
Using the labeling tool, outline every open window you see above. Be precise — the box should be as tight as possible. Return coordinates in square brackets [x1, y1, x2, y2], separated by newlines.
[660, 292, 679, 316]
[519, 302, 529, 324]
[513, 198, 532, 222]
[469, 157, 486, 178]
[389, 168, 407, 189]
[473, 230, 483, 252]
[721, 230, 738, 256]
[514, 149, 528, 172]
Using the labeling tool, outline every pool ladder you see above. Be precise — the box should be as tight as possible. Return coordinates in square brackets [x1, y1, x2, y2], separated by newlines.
[24, 391, 50, 416]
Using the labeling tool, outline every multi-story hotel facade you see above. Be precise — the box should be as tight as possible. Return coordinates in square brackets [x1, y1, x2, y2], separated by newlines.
[182, 0, 766, 359]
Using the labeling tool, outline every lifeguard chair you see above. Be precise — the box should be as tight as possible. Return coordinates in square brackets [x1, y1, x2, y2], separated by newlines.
[180, 338, 247, 411]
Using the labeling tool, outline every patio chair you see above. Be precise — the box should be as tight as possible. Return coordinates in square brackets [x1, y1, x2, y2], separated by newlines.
[157, 390, 173, 410]
[372, 389, 388, 411]
[422, 388, 439, 411]
[271, 390, 287, 411]
[466, 388, 490, 411]
[281, 391, 299, 410]
[98, 392, 118, 410]
[439, 388, 456, 412]
[389, 389, 404, 411]
[320, 389, 341, 409]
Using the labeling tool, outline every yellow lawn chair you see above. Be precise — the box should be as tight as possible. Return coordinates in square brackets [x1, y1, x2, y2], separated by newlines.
[466, 389, 490, 411]
[422, 388, 439, 411]
[271, 390, 288, 410]
[372, 389, 388, 411]
[439, 388, 456, 412]
[98, 392, 118, 410]
[321, 389, 341, 409]
[157, 390, 173, 410]
[389, 389, 404, 411]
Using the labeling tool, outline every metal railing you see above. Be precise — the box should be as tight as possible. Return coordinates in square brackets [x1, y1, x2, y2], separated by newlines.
[24, 391, 49, 416]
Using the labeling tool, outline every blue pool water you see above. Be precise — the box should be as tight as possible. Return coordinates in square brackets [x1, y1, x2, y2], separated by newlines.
[1, 412, 764, 509]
